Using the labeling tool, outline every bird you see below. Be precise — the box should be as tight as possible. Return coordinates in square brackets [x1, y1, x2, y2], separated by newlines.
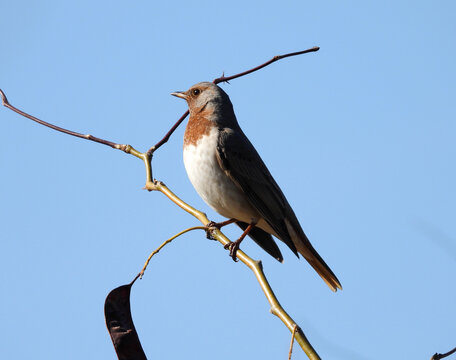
[171, 82, 342, 291]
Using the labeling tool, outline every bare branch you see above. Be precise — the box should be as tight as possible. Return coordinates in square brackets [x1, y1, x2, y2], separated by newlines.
[138, 226, 206, 279]
[0, 89, 128, 152]
[213, 46, 320, 84]
[147, 46, 319, 154]
[146, 110, 189, 156]
[2, 47, 318, 157]
[0, 88, 154, 180]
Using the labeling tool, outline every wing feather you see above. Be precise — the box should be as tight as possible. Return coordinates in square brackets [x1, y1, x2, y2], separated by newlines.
[216, 127, 298, 255]
[216, 127, 342, 291]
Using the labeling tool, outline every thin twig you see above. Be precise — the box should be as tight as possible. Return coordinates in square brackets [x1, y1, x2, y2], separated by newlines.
[147, 110, 189, 156]
[213, 47, 320, 84]
[431, 346, 456, 360]
[138, 226, 206, 279]
[0, 89, 155, 180]
[0, 89, 128, 151]
[288, 324, 299, 360]
[146, 46, 319, 154]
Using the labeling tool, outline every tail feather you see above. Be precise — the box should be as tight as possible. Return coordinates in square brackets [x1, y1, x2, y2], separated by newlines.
[305, 251, 342, 292]
[284, 219, 342, 292]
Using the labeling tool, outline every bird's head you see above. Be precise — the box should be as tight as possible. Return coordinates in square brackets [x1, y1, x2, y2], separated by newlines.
[171, 82, 234, 121]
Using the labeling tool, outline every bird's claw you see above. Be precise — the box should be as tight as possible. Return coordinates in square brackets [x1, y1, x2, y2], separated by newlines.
[205, 219, 236, 240]
[224, 241, 240, 262]
[205, 221, 217, 240]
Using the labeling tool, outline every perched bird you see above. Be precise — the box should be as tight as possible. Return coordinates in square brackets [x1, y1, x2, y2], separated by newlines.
[171, 82, 341, 291]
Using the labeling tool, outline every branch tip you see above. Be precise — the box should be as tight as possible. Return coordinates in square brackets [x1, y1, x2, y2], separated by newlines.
[0, 89, 8, 106]
[0, 91, 125, 150]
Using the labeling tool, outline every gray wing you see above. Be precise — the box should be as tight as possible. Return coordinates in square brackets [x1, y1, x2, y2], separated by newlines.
[216, 127, 342, 291]
[215, 127, 300, 255]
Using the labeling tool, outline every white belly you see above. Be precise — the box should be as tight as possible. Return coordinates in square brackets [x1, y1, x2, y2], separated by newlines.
[183, 128, 260, 223]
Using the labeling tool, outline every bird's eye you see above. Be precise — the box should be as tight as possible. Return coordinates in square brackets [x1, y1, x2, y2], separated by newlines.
[192, 88, 201, 96]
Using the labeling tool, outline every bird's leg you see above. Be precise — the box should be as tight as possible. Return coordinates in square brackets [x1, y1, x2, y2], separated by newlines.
[205, 218, 236, 240]
[209, 218, 236, 229]
[224, 221, 256, 262]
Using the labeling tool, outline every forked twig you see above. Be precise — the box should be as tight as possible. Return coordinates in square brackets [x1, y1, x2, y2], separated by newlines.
[0, 47, 320, 157]
[148, 46, 319, 155]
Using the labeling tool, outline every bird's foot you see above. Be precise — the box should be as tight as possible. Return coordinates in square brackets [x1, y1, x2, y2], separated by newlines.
[205, 219, 236, 240]
[224, 240, 241, 262]
[205, 221, 218, 240]
[222, 221, 253, 261]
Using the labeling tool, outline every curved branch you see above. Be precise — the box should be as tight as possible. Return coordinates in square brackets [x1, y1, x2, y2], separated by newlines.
[145, 180, 321, 360]
[137, 225, 206, 280]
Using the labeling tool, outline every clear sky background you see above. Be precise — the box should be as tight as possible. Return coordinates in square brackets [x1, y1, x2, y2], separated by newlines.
[1, 1, 455, 359]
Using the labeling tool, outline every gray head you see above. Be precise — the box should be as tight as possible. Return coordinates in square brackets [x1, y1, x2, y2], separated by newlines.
[171, 82, 236, 124]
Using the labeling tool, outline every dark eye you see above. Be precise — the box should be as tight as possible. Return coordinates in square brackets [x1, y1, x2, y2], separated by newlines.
[192, 88, 201, 96]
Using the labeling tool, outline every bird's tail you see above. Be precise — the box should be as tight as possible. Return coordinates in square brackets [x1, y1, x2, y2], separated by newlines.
[303, 246, 342, 292]
[285, 219, 342, 292]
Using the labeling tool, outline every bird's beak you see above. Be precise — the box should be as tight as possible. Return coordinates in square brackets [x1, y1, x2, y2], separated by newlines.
[171, 91, 187, 99]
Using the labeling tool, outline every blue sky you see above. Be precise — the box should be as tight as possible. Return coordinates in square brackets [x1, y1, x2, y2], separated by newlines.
[1, 1, 455, 359]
